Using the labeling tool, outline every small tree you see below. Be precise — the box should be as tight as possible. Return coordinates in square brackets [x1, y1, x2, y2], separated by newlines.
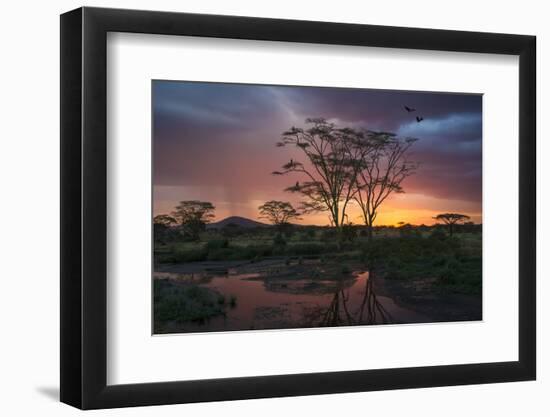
[258, 200, 301, 227]
[171, 201, 215, 241]
[153, 214, 177, 244]
[433, 213, 470, 237]
[154, 214, 177, 227]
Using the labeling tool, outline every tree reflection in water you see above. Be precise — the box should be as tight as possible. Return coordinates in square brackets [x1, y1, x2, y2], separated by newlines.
[306, 272, 393, 327]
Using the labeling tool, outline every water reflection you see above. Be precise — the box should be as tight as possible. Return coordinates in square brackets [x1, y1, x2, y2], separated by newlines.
[305, 272, 393, 327]
[154, 269, 428, 334]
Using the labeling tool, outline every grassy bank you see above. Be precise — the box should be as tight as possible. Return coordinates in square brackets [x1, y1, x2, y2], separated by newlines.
[154, 279, 236, 333]
[363, 233, 482, 294]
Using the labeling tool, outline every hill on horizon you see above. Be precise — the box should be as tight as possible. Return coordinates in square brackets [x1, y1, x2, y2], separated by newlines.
[206, 216, 269, 229]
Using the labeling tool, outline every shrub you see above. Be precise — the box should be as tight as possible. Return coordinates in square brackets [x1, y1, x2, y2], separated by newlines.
[340, 265, 351, 275]
[273, 234, 287, 247]
[205, 244, 274, 261]
[206, 238, 229, 250]
[285, 242, 337, 256]
[206, 248, 235, 261]
[153, 279, 225, 326]
[321, 229, 337, 241]
[341, 224, 358, 242]
[360, 235, 481, 294]
[430, 228, 447, 240]
[173, 247, 208, 263]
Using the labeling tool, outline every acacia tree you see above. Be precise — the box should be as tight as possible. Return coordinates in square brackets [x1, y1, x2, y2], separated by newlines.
[171, 200, 215, 241]
[353, 132, 418, 240]
[258, 200, 301, 227]
[154, 214, 177, 227]
[273, 118, 367, 230]
[433, 213, 470, 237]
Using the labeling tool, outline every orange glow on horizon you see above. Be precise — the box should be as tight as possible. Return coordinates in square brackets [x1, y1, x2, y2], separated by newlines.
[154, 188, 482, 227]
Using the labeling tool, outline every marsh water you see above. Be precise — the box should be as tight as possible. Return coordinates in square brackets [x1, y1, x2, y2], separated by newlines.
[154, 263, 430, 333]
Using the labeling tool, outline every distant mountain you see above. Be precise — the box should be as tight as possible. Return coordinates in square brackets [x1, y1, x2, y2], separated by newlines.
[207, 216, 269, 229]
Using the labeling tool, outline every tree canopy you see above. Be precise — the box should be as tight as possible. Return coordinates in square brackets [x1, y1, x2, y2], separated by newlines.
[153, 214, 177, 227]
[433, 213, 471, 236]
[258, 200, 301, 226]
[171, 200, 215, 240]
[274, 118, 418, 237]
[273, 118, 369, 228]
[354, 131, 418, 239]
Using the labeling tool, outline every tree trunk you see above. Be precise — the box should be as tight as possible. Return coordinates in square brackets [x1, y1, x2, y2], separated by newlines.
[365, 213, 374, 241]
[449, 223, 453, 237]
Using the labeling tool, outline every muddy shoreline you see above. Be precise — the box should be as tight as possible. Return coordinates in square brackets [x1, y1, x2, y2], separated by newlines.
[371, 271, 482, 322]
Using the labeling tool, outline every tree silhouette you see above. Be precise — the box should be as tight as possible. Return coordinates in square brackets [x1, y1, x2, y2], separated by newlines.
[354, 132, 418, 240]
[433, 213, 470, 237]
[153, 214, 177, 244]
[258, 200, 301, 227]
[153, 214, 177, 227]
[304, 272, 393, 327]
[273, 118, 367, 230]
[171, 201, 215, 241]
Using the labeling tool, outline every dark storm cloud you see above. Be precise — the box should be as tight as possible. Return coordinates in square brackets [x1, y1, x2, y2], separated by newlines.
[153, 81, 287, 141]
[277, 86, 481, 131]
[153, 81, 482, 206]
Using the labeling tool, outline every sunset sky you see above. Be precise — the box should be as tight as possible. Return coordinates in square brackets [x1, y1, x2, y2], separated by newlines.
[153, 81, 482, 226]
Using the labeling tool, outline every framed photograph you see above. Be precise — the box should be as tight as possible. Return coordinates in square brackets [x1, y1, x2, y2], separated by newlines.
[60, 7, 536, 409]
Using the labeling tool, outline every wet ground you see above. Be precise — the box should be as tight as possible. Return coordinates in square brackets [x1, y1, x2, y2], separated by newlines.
[154, 258, 443, 334]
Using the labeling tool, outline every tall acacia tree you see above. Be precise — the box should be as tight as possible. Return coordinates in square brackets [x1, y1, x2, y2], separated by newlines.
[273, 118, 367, 230]
[353, 132, 418, 240]
[258, 200, 301, 227]
[433, 213, 470, 237]
[171, 200, 215, 241]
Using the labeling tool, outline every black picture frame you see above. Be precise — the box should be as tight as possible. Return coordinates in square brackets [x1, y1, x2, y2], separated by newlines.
[60, 6, 536, 410]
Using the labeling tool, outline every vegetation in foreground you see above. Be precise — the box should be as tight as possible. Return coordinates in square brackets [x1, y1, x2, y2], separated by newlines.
[154, 279, 236, 333]
[363, 231, 482, 295]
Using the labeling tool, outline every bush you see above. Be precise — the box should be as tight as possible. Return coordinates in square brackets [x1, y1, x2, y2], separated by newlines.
[360, 235, 481, 294]
[321, 229, 337, 241]
[273, 234, 287, 247]
[153, 279, 225, 326]
[173, 247, 208, 263]
[340, 265, 351, 275]
[430, 228, 447, 240]
[221, 224, 245, 238]
[206, 238, 229, 250]
[205, 244, 274, 261]
[285, 242, 338, 256]
[341, 224, 358, 242]
[206, 248, 235, 261]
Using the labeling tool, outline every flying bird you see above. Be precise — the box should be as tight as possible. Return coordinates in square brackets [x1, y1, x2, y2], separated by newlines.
[404, 106, 416, 112]
[416, 116, 424, 123]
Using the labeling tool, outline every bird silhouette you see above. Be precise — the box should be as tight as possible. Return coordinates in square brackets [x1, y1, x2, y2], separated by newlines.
[404, 106, 416, 112]
[416, 116, 424, 123]
[295, 181, 300, 188]
[290, 158, 294, 165]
